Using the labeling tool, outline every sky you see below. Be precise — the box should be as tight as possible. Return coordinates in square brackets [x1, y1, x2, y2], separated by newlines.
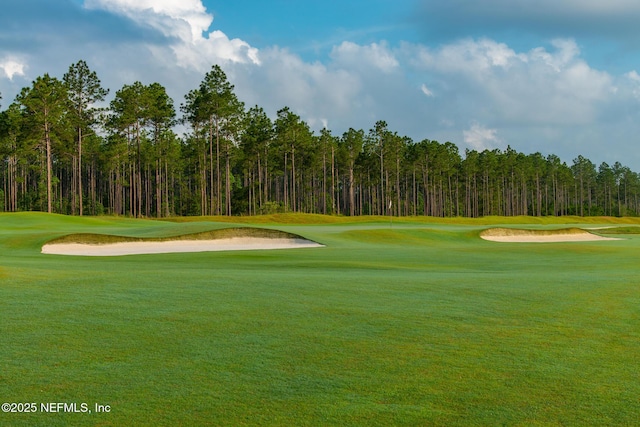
[2, 0, 640, 169]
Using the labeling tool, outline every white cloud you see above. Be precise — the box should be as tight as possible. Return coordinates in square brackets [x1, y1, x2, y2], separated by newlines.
[463, 122, 502, 151]
[529, 39, 581, 71]
[231, 47, 362, 129]
[409, 38, 615, 125]
[624, 70, 640, 99]
[0, 57, 27, 80]
[169, 30, 260, 71]
[411, 38, 525, 79]
[420, 84, 433, 97]
[84, 0, 260, 69]
[627, 70, 640, 82]
[331, 41, 399, 73]
[84, 0, 211, 41]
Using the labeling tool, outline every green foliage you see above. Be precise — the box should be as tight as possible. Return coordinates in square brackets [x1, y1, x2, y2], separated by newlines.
[3, 63, 640, 218]
[181, 65, 245, 216]
[258, 201, 286, 215]
[63, 60, 109, 128]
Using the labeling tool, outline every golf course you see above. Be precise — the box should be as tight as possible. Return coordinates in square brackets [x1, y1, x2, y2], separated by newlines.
[1, 212, 639, 426]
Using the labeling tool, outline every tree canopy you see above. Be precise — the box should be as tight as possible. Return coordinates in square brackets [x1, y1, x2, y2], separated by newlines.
[1, 61, 639, 217]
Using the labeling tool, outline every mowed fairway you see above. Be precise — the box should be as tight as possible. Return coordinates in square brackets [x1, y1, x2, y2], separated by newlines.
[1, 213, 639, 426]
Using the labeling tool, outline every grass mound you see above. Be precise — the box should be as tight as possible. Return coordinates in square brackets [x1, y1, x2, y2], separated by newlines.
[45, 227, 309, 246]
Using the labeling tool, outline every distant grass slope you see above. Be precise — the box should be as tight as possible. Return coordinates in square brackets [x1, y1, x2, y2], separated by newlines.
[164, 213, 640, 225]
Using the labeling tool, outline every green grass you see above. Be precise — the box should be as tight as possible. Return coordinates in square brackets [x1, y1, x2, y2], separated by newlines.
[592, 226, 640, 234]
[1, 213, 639, 426]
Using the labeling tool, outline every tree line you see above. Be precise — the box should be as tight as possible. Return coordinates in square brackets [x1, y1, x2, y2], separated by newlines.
[1, 60, 639, 218]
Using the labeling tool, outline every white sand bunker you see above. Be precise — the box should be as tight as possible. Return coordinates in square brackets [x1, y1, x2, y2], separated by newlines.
[480, 227, 622, 243]
[42, 228, 323, 256]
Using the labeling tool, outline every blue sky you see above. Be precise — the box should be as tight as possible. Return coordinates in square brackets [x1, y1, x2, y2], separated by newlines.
[206, 1, 417, 56]
[2, 0, 640, 169]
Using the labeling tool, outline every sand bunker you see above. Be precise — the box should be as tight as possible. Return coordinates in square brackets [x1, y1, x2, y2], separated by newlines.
[480, 227, 622, 243]
[42, 228, 323, 256]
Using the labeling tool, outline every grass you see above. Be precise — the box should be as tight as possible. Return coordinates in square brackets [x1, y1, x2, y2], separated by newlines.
[1, 212, 639, 426]
[166, 213, 640, 226]
[45, 227, 308, 245]
[591, 226, 640, 234]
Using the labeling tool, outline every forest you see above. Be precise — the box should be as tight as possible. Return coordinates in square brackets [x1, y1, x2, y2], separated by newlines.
[1, 60, 639, 218]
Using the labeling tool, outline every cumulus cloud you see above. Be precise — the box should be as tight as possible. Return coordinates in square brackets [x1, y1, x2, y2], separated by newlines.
[412, 38, 523, 75]
[0, 57, 27, 80]
[166, 30, 260, 71]
[331, 41, 399, 73]
[625, 70, 640, 99]
[408, 38, 615, 126]
[84, 0, 260, 69]
[463, 122, 502, 151]
[221, 40, 412, 134]
[230, 46, 363, 129]
[84, 0, 211, 41]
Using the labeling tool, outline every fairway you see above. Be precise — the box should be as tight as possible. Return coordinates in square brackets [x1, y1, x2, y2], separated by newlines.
[1, 213, 640, 426]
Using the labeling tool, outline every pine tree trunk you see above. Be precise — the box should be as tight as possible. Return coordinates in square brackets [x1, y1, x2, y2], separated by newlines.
[78, 127, 83, 216]
[225, 146, 231, 216]
[349, 164, 355, 216]
[45, 117, 53, 213]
